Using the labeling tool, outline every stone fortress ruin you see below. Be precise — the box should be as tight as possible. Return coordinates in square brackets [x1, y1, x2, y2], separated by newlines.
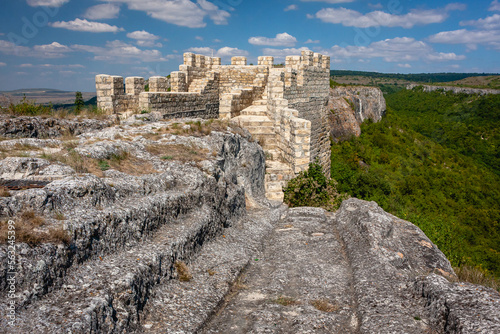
[96, 50, 331, 201]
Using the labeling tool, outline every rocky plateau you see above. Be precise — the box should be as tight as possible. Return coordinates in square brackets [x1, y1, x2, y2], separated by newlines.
[0, 113, 498, 333]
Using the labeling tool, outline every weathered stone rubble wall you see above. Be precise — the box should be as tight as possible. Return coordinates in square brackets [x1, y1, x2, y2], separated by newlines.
[328, 86, 386, 141]
[406, 84, 500, 95]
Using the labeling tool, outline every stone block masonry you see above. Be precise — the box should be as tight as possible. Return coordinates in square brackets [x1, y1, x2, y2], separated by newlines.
[96, 50, 332, 200]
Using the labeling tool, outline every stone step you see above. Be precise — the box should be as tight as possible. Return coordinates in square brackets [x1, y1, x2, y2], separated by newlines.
[5, 205, 233, 333]
[252, 99, 268, 106]
[240, 105, 267, 116]
[242, 126, 275, 135]
[254, 136, 277, 150]
[231, 115, 273, 128]
[266, 160, 293, 175]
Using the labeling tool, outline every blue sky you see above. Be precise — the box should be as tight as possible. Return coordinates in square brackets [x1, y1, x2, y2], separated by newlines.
[0, 0, 499, 91]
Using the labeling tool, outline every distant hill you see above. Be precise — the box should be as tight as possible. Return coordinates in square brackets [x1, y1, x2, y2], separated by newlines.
[330, 70, 499, 83]
[0, 88, 95, 106]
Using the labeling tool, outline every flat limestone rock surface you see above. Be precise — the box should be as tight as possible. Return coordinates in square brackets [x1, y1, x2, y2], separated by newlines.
[203, 199, 500, 334]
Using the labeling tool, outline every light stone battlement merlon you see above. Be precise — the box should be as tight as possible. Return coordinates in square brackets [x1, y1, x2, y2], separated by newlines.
[231, 57, 247, 66]
[285, 51, 330, 71]
[258, 56, 274, 66]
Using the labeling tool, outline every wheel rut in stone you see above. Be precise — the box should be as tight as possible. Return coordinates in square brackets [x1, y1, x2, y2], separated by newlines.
[202, 207, 360, 334]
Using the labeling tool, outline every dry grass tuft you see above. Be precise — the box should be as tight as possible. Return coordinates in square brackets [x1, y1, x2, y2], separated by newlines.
[0, 186, 11, 197]
[310, 299, 339, 312]
[272, 295, 300, 306]
[40, 148, 156, 177]
[0, 143, 41, 159]
[146, 143, 209, 162]
[454, 265, 500, 291]
[0, 210, 71, 246]
[174, 260, 193, 282]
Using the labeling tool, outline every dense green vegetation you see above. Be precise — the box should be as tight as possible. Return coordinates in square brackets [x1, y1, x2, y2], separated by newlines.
[330, 70, 498, 83]
[386, 88, 500, 175]
[284, 162, 348, 211]
[329, 89, 500, 278]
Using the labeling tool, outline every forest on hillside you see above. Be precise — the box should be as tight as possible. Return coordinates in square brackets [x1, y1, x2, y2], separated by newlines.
[286, 88, 500, 281]
[330, 70, 497, 83]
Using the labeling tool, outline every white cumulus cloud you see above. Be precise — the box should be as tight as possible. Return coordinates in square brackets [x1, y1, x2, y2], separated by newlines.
[461, 14, 500, 30]
[0, 40, 72, 58]
[429, 29, 500, 50]
[314, 4, 464, 28]
[249, 32, 297, 47]
[27, 0, 69, 7]
[0, 62, 6, 66]
[84, 4, 121, 20]
[305, 39, 320, 44]
[260, 47, 312, 60]
[72, 40, 171, 63]
[103, 0, 230, 28]
[127, 30, 163, 47]
[490, 0, 500, 11]
[321, 37, 465, 63]
[398, 63, 412, 68]
[33, 41, 73, 57]
[300, 0, 354, 3]
[50, 19, 124, 32]
[185, 46, 249, 59]
[284, 5, 298, 11]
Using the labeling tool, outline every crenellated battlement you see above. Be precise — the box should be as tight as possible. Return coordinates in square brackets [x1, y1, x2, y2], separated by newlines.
[96, 50, 331, 200]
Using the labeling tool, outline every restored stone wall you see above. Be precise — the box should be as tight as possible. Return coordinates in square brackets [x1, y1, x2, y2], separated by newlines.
[96, 51, 332, 187]
[96, 75, 143, 114]
[283, 51, 331, 176]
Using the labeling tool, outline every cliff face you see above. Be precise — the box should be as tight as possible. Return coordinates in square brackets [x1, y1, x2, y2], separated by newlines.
[328, 86, 386, 141]
[406, 84, 500, 95]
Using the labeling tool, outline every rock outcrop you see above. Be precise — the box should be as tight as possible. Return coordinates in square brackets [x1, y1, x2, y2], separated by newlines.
[406, 84, 500, 95]
[0, 114, 115, 139]
[328, 86, 386, 141]
[204, 199, 499, 333]
[0, 115, 498, 333]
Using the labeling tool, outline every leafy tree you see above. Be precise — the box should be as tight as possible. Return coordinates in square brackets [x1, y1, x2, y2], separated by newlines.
[74, 91, 84, 112]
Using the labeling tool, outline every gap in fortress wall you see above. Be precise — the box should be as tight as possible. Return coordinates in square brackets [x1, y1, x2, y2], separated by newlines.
[96, 51, 331, 201]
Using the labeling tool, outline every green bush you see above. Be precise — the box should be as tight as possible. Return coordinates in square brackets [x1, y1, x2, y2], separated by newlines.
[8, 95, 52, 115]
[284, 162, 348, 211]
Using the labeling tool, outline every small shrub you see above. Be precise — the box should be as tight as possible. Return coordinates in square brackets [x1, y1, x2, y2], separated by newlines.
[174, 260, 192, 282]
[284, 162, 349, 211]
[8, 95, 52, 116]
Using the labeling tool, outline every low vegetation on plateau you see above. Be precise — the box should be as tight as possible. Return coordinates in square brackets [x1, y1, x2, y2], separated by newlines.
[286, 87, 500, 287]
